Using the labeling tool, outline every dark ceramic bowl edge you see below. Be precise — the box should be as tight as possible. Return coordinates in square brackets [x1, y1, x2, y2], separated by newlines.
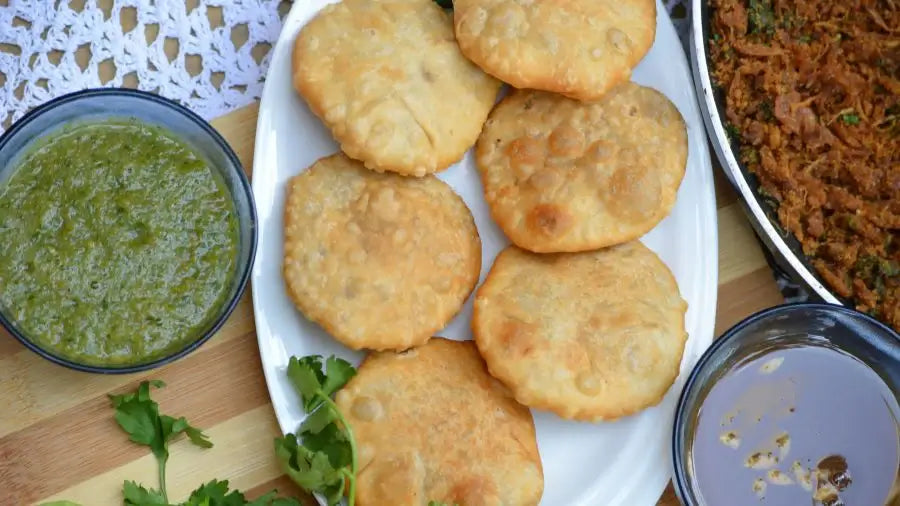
[0, 88, 258, 374]
[671, 302, 900, 505]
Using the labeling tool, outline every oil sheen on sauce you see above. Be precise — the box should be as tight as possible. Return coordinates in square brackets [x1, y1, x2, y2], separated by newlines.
[691, 343, 899, 505]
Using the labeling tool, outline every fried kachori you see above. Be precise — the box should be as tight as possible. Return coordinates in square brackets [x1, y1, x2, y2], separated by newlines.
[472, 242, 688, 421]
[475, 84, 688, 253]
[453, 0, 656, 101]
[283, 153, 481, 351]
[293, 0, 501, 176]
[335, 337, 544, 506]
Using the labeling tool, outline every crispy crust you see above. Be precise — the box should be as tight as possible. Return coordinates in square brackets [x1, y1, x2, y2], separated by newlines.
[282, 153, 481, 350]
[335, 338, 544, 506]
[292, 0, 501, 176]
[472, 243, 688, 421]
[475, 85, 688, 253]
[453, 0, 656, 101]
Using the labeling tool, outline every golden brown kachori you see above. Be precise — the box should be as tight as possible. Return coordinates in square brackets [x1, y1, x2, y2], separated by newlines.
[293, 0, 501, 176]
[453, 0, 656, 101]
[283, 153, 481, 351]
[475, 84, 688, 253]
[472, 242, 688, 421]
[335, 337, 544, 506]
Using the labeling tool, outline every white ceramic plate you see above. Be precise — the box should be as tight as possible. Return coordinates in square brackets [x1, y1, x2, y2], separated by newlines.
[251, 1, 719, 504]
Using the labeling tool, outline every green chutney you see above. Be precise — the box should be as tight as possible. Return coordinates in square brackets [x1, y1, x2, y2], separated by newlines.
[0, 120, 239, 366]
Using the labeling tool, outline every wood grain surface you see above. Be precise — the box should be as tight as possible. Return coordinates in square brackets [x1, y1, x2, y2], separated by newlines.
[0, 104, 784, 506]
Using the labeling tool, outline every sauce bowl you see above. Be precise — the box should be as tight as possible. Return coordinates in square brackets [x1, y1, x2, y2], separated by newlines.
[0, 89, 257, 373]
[673, 303, 900, 505]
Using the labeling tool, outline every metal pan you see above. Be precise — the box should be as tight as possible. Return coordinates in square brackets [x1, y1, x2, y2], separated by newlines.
[688, 0, 843, 306]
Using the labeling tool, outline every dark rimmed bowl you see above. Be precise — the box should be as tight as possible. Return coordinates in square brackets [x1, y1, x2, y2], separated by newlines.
[672, 303, 900, 505]
[0, 88, 257, 374]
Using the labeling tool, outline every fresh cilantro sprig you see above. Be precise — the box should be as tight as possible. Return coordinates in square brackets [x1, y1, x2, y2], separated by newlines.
[45, 381, 302, 506]
[275, 356, 358, 506]
[109, 380, 213, 504]
[123, 480, 168, 505]
[120, 478, 300, 506]
[181, 479, 301, 506]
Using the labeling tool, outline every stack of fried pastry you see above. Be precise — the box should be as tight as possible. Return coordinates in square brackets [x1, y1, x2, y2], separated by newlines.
[284, 0, 688, 503]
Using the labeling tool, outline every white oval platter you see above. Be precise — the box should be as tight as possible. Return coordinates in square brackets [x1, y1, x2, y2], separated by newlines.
[250, 1, 719, 504]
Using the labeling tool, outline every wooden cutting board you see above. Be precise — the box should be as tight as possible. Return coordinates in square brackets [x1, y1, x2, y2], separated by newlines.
[0, 103, 784, 506]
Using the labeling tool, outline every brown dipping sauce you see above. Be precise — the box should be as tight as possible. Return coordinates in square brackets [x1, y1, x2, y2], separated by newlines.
[691, 342, 900, 505]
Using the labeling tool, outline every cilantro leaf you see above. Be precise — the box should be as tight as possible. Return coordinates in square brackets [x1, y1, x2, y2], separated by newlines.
[160, 415, 214, 449]
[302, 423, 353, 471]
[299, 406, 336, 435]
[183, 424, 214, 449]
[113, 397, 162, 450]
[287, 356, 326, 411]
[182, 479, 247, 506]
[321, 477, 347, 506]
[104, 380, 297, 506]
[110, 381, 214, 503]
[280, 355, 359, 506]
[244, 492, 277, 506]
[179, 479, 305, 506]
[321, 356, 356, 398]
[123, 480, 168, 505]
[178, 480, 305, 506]
[275, 434, 339, 492]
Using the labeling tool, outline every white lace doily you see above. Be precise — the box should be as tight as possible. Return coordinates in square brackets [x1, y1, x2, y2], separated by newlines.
[0, 0, 289, 131]
[0, 0, 690, 133]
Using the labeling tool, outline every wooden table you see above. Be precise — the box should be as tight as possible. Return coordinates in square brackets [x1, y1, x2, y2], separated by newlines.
[0, 103, 785, 506]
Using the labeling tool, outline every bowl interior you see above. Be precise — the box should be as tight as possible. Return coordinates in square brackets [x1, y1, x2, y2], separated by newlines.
[673, 303, 900, 505]
[0, 90, 256, 372]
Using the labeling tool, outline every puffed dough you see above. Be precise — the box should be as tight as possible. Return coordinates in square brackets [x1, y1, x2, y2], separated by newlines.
[283, 153, 481, 350]
[293, 0, 501, 176]
[472, 243, 688, 421]
[336, 338, 544, 506]
[476, 84, 687, 253]
[454, 0, 656, 100]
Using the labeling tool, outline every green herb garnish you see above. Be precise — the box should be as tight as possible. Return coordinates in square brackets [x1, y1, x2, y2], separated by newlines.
[748, 0, 775, 37]
[841, 113, 861, 125]
[741, 146, 760, 165]
[759, 99, 775, 122]
[725, 122, 741, 142]
[115, 382, 302, 505]
[275, 355, 358, 506]
[181, 479, 298, 506]
[845, 114, 861, 124]
[123, 480, 168, 505]
[43, 381, 302, 506]
[109, 381, 213, 503]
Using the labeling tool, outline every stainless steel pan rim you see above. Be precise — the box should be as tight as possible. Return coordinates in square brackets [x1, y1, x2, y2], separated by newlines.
[688, 0, 840, 306]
